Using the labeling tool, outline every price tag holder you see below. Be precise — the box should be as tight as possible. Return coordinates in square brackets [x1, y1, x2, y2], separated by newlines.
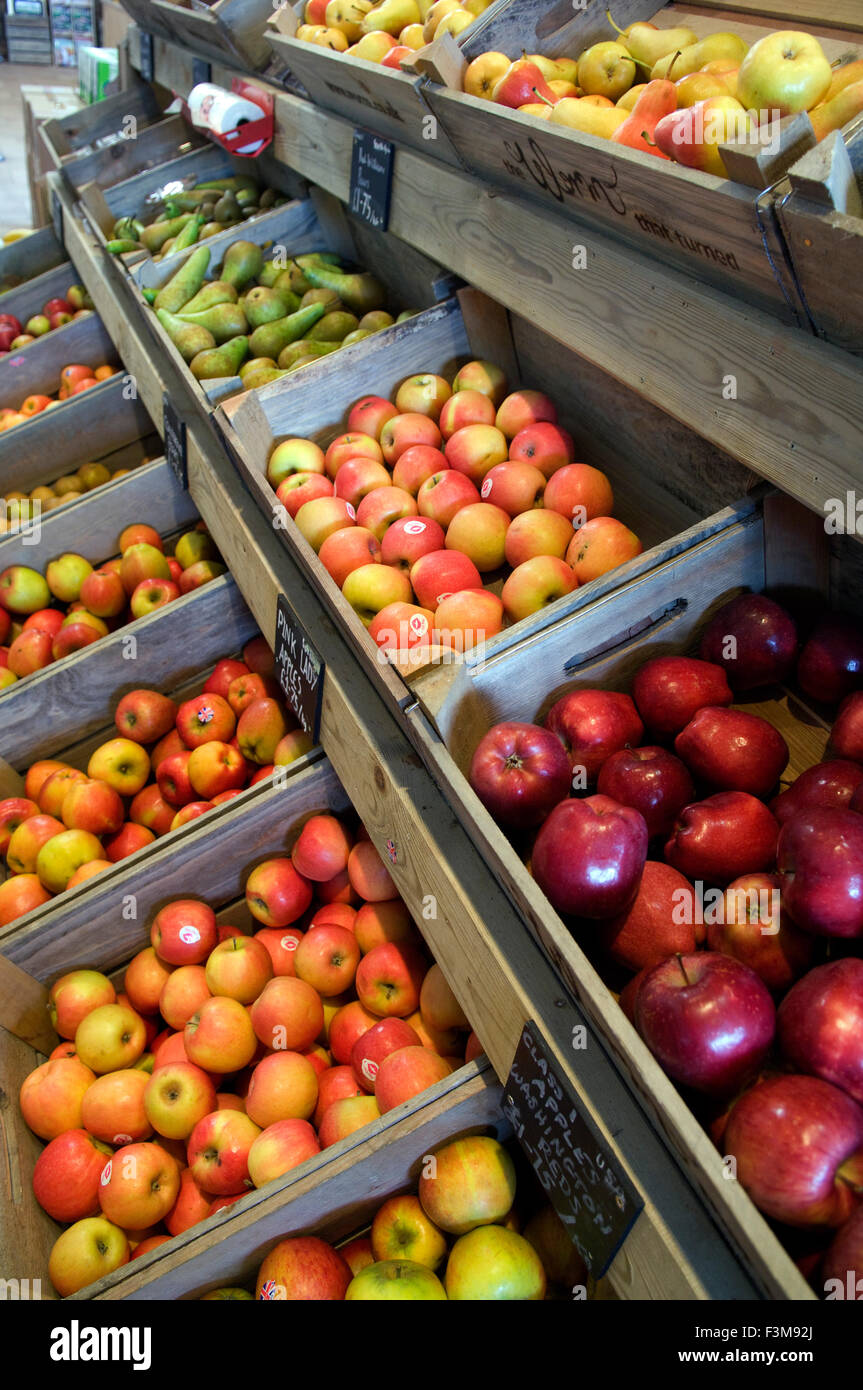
[503, 1019, 643, 1278]
[349, 130, 394, 231]
[274, 594, 324, 743]
[162, 393, 187, 490]
[139, 30, 154, 82]
[50, 187, 63, 245]
[192, 58, 212, 86]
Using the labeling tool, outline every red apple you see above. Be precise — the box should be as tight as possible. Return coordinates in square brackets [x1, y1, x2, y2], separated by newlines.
[632, 656, 733, 738]
[245, 856, 313, 927]
[532, 794, 648, 919]
[115, 690, 177, 745]
[545, 689, 644, 783]
[599, 860, 704, 971]
[375, 1045, 452, 1113]
[416, 470, 481, 528]
[294, 923, 360, 996]
[150, 900, 218, 966]
[256, 1236, 352, 1300]
[777, 809, 863, 938]
[187, 1110, 260, 1195]
[98, 1141, 180, 1229]
[350, 1017, 421, 1092]
[698, 593, 798, 690]
[830, 692, 863, 762]
[33, 1128, 113, 1223]
[248, 1117, 320, 1187]
[665, 792, 779, 884]
[708, 872, 814, 993]
[771, 759, 863, 824]
[245, 1051, 318, 1128]
[778, 958, 863, 1103]
[797, 614, 863, 705]
[355, 942, 428, 1019]
[596, 745, 695, 840]
[823, 1207, 863, 1294]
[675, 707, 789, 798]
[409, 548, 482, 611]
[249, 976, 324, 1052]
[468, 721, 570, 828]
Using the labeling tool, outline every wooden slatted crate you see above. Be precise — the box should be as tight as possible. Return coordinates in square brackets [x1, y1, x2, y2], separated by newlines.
[421, 0, 862, 321]
[0, 227, 66, 296]
[118, 0, 280, 71]
[0, 307, 117, 413]
[37, 81, 168, 191]
[40, 108, 207, 201]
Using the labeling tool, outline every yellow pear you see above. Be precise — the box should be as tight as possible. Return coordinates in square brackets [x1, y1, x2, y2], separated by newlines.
[423, 0, 459, 41]
[400, 21, 426, 48]
[612, 21, 697, 69]
[527, 53, 561, 82]
[325, 0, 373, 40]
[416, 0, 435, 16]
[549, 79, 579, 99]
[550, 98, 627, 138]
[352, 28, 397, 58]
[360, 0, 420, 36]
[463, 0, 491, 13]
[551, 56, 580, 86]
[651, 32, 748, 82]
[616, 82, 647, 110]
[519, 102, 553, 120]
[297, 22, 349, 48]
[437, 9, 472, 38]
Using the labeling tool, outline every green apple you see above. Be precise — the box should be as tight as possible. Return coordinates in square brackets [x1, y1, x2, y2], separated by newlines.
[0, 564, 51, 614]
[174, 529, 218, 570]
[736, 30, 832, 116]
[345, 1259, 447, 1300]
[46, 552, 93, 604]
[444, 1226, 546, 1300]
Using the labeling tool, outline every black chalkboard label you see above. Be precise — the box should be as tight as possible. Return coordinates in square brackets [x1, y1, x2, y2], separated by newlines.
[503, 1019, 643, 1278]
[139, 30, 154, 82]
[274, 593, 324, 742]
[349, 130, 394, 231]
[163, 393, 187, 490]
[50, 188, 63, 246]
[192, 58, 211, 86]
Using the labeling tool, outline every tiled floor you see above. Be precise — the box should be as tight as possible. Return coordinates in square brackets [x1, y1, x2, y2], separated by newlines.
[0, 62, 77, 237]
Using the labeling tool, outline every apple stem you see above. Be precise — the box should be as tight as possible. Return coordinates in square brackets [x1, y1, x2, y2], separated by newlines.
[675, 953, 690, 986]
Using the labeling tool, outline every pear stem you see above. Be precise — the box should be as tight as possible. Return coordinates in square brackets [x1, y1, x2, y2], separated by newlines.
[667, 50, 682, 81]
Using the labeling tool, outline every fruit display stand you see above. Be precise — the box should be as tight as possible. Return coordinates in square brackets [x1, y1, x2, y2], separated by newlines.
[0, 314, 117, 415]
[41, 110, 207, 202]
[219, 289, 756, 693]
[118, 0, 285, 74]
[0, 228, 66, 296]
[37, 82, 169, 196]
[419, 2, 862, 320]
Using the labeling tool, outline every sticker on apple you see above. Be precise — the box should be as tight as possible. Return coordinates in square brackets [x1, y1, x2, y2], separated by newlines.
[179, 925, 201, 945]
[346, 503, 356, 520]
[100, 1161, 113, 1186]
[281, 934, 299, 951]
[403, 519, 427, 534]
[480, 478, 493, 499]
[361, 1058, 379, 1082]
[409, 614, 428, 637]
[112, 1133, 133, 1146]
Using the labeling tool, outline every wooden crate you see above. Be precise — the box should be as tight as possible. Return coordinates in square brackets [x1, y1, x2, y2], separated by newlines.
[0, 227, 65, 296]
[405, 494, 851, 1302]
[125, 0, 281, 72]
[0, 260, 76, 329]
[422, 1, 862, 321]
[46, 111, 207, 199]
[37, 81, 167, 190]
[113, 0, 178, 46]
[0, 312, 117, 413]
[778, 117, 863, 353]
[218, 289, 759, 698]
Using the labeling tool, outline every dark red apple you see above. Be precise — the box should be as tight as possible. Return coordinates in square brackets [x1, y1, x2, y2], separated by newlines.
[707, 872, 814, 993]
[618, 966, 650, 1024]
[771, 759, 863, 825]
[599, 860, 703, 971]
[531, 794, 648, 919]
[778, 959, 863, 1104]
[830, 693, 863, 763]
[635, 951, 775, 1096]
[0, 314, 22, 337]
[596, 745, 695, 840]
[777, 809, 863, 938]
[632, 655, 732, 738]
[822, 1207, 863, 1296]
[43, 297, 73, 318]
[664, 792, 779, 885]
[797, 614, 863, 705]
[468, 721, 570, 829]
[698, 593, 798, 690]
[723, 1074, 863, 1227]
[675, 706, 789, 799]
[0, 326, 18, 353]
[544, 689, 644, 783]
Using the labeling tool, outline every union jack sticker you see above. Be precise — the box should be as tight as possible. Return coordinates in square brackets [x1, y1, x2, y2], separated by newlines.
[258, 1280, 286, 1300]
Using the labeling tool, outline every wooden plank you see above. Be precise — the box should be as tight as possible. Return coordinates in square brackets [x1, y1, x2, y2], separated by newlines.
[0, 227, 64, 296]
[0, 314, 116, 411]
[0, 262, 74, 329]
[693, 0, 863, 32]
[0, 957, 53, 1054]
[150, 0, 277, 70]
[0, 1029, 60, 1298]
[46, 80, 163, 155]
[789, 129, 863, 215]
[60, 115, 206, 196]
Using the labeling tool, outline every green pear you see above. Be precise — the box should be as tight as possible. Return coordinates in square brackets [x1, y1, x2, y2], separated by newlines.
[177, 301, 248, 342]
[241, 364, 289, 390]
[244, 286, 295, 328]
[155, 310, 217, 363]
[190, 336, 249, 380]
[248, 302, 327, 359]
[299, 263, 387, 316]
[153, 246, 211, 313]
[277, 339, 340, 368]
[140, 215, 194, 253]
[214, 190, 242, 224]
[176, 280, 238, 315]
[300, 288, 342, 312]
[359, 310, 394, 331]
[307, 310, 359, 342]
[396, 309, 418, 322]
[220, 240, 265, 289]
[239, 356, 278, 381]
[341, 329, 373, 345]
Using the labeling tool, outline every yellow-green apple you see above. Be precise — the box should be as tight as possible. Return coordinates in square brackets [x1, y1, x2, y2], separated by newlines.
[395, 374, 452, 420]
[439, 388, 496, 439]
[504, 508, 573, 566]
[157, 749, 194, 807]
[443, 424, 508, 486]
[0, 564, 51, 613]
[295, 923, 361, 996]
[737, 30, 831, 116]
[227, 671, 280, 715]
[314, 1064, 363, 1126]
[246, 856, 313, 927]
[7, 812, 65, 872]
[246, 1050, 319, 1127]
[75, 1003, 147, 1074]
[187, 739, 247, 798]
[276, 472, 334, 518]
[48, 1215, 129, 1296]
[81, 1069, 152, 1145]
[250, 975, 324, 1052]
[292, 814, 352, 881]
[33, 1128, 113, 1222]
[237, 697, 290, 764]
[355, 941, 427, 1018]
[174, 529, 218, 569]
[375, 1045, 451, 1112]
[354, 899, 417, 954]
[158, 965, 211, 1032]
[380, 413, 442, 465]
[36, 827, 105, 893]
[501, 554, 577, 622]
[420, 962, 469, 1032]
[544, 461, 613, 522]
[124, 946, 174, 1016]
[185, 995, 258, 1073]
[114, 690, 177, 746]
[567, 515, 643, 583]
[205, 934, 273, 1003]
[371, 1193, 447, 1268]
[46, 552, 93, 603]
[318, 1093, 380, 1147]
[49, 968, 116, 1038]
[328, 1000, 380, 1063]
[0, 796, 40, 853]
[464, 49, 511, 99]
[318, 525, 382, 586]
[176, 692, 236, 749]
[444, 501, 509, 572]
[496, 391, 558, 440]
[8, 628, 54, 676]
[416, 469, 481, 528]
[151, 899, 218, 965]
[98, 1140, 180, 1228]
[479, 461, 545, 515]
[334, 457, 392, 508]
[346, 1256, 448, 1300]
[130, 577, 179, 617]
[255, 1235, 352, 1299]
[452, 359, 507, 405]
[355, 486, 418, 541]
[445, 1225, 546, 1299]
[87, 738, 151, 795]
[392, 444, 448, 495]
[342, 563, 413, 626]
[410, 548, 482, 610]
[144, 1061, 218, 1140]
[325, 431, 383, 480]
[577, 40, 636, 98]
[120, 543, 170, 596]
[205, 658, 249, 699]
[60, 778, 124, 836]
[164, 1166, 212, 1236]
[187, 1109, 261, 1194]
[20, 1056, 96, 1139]
[268, 437, 327, 488]
[418, 1134, 516, 1233]
[248, 1117, 320, 1187]
[351, 1017, 420, 1091]
[295, 495, 357, 552]
[0, 872, 51, 924]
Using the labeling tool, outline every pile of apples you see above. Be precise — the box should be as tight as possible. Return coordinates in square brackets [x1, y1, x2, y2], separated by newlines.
[2, 453, 152, 523]
[0, 635, 313, 925]
[464, 22, 861, 178]
[0, 361, 121, 434]
[0, 282, 93, 357]
[267, 360, 640, 657]
[245, 1137, 583, 1300]
[21, 819, 483, 1297]
[0, 522, 226, 690]
[469, 590, 863, 1293]
[295, 0, 488, 63]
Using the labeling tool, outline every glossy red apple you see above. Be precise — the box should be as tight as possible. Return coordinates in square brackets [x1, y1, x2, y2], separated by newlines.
[632, 656, 732, 738]
[664, 792, 779, 884]
[544, 690, 644, 783]
[596, 745, 695, 840]
[778, 959, 863, 1103]
[532, 795, 648, 919]
[777, 809, 863, 938]
[468, 722, 571, 829]
[635, 951, 775, 1096]
[599, 860, 704, 971]
[675, 707, 789, 798]
[771, 759, 863, 824]
[830, 693, 863, 763]
[797, 614, 863, 705]
[707, 872, 814, 993]
[698, 594, 798, 690]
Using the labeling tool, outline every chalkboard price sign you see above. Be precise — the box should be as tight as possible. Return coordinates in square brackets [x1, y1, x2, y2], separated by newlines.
[503, 1020, 643, 1278]
[139, 31, 154, 82]
[162, 393, 187, 490]
[274, 594, 324, 742]
[349, 131, 394, 231]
